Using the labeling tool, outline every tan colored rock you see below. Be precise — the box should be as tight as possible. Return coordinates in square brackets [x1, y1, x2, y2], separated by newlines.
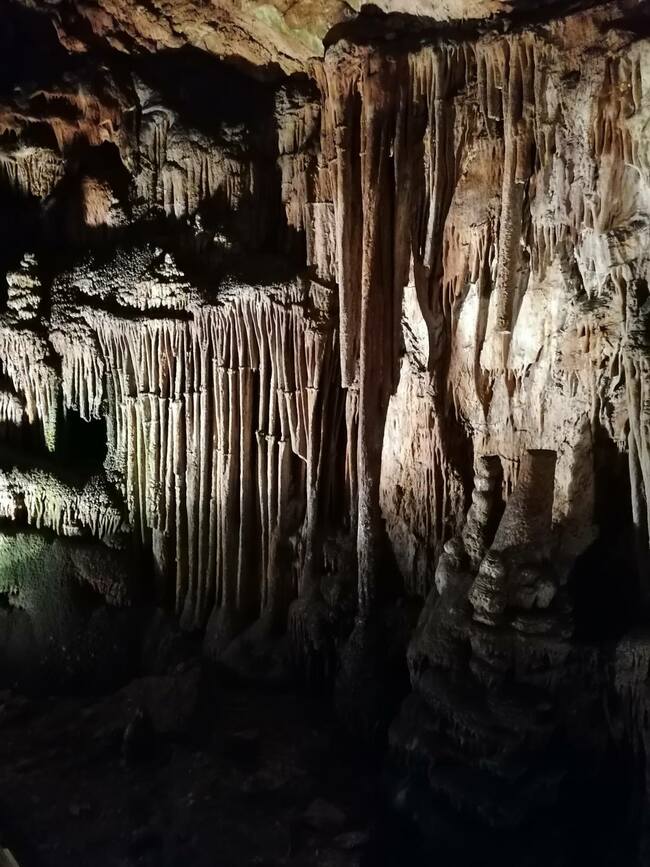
[20, 0, 523, 77]
[0, 0, 648, 755]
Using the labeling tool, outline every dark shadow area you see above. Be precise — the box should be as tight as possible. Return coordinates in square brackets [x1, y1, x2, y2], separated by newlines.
[134, 47, 278, 136]
[0, 3, 73, 96]
[0, 188, 43, 281]
[381, 725, 644, 866]
[131, 47, 293, 257]
[56, 410, 108, 474]
[323, 0, 613, 51]
[41, 140, 132, 247]
[569, 439, 640, 641]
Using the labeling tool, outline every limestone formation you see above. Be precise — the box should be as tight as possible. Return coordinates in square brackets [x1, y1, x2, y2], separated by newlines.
[1, 0, 650, 858]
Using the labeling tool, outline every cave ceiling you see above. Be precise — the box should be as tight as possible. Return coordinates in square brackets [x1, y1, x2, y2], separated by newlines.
[10, 0, 622, 75]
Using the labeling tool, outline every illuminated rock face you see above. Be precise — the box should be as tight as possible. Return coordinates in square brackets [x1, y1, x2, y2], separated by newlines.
[1, 0, 650, 848]
[7, 0, 561, 77]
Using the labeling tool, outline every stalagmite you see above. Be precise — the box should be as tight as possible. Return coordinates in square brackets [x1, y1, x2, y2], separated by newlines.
[468, 449, 557, 624]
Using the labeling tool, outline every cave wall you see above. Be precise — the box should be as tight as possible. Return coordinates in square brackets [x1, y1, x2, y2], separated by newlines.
[0, 0, 648, 660]
[0, 2, 649, 826]
[1, 0, 650, 854]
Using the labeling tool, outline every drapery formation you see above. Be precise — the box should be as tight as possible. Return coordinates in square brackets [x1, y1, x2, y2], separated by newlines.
[309, 24, 650, 603]
[0, 1, 647, 642]
[49, 278, 341, 633]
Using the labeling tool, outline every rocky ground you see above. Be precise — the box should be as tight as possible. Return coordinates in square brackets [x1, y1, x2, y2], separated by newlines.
[0, 665, 428, 867]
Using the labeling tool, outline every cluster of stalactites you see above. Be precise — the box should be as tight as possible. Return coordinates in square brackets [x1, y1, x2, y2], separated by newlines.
[135, 109, 258, 222]
[57, 283, 339, 629]
[0, 236, 345, 629]
[7, 254, 43, 322]
[0, 321, 58, 450]
[0, 149, 64, 200]
[276, 85, 320, 235]
[50, 322, 105, 422]
[313, 28, 647, 370]
[311, 36, 556, 399]
[0, 391, 25, 429]
[0, 258, 59, 448]
[0, 466, 127, 546]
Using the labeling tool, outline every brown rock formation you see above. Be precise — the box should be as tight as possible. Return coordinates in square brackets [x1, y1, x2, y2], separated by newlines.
[1, 0, 650, 858]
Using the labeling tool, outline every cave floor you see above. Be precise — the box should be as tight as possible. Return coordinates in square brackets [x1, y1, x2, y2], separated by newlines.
[0, 673, 399, 867]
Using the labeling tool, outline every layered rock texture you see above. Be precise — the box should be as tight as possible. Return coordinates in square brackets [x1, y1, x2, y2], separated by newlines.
[1, 0, 650, 860]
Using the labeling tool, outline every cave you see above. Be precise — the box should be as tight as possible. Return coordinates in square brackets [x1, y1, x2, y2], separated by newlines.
[0, 0, 649, 865]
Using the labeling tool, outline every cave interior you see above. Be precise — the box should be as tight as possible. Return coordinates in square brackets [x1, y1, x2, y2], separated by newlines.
[0, 0, 649, 864]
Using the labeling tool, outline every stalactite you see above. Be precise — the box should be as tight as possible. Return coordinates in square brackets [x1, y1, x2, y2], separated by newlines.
[136, 107, 260, 224]
[0, 466, 127, 545]
[0, 3, 647, 733]
[355, 53, 398, 616]
[0, 322, 59, 450]
[622, 278, 650, 595]
[479, 38, 535, 371]
[0, 150, 64, 199]
[0, 391, 25, 428]
[50, 324, 105, 421]
[50, 275, 343, 637]
[276, 84, 320, 234]
[318, 46, 364, 388]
